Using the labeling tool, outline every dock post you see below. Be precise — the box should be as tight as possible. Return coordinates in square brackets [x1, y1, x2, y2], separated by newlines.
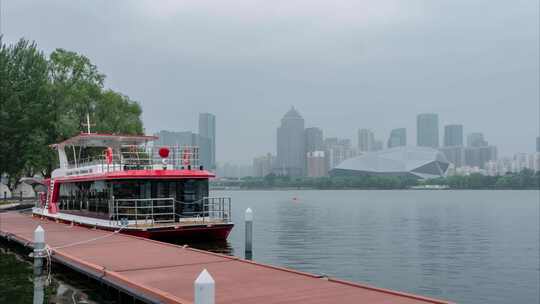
[245, 208, 253, 259]
[33, 270, 45, 304]
[33, 225, 45, 276]
[194, 269, 215, 304]
[33, 226, 46, 304]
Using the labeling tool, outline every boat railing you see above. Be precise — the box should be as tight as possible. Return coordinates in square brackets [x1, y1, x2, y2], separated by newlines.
[67, 145, 200, 172]
[110, 196, 231, 227]
[176, 197, 232, 224]
[112, 197, 176, 227]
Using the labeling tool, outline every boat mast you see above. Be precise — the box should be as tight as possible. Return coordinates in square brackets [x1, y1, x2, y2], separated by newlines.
[82, 113, 94, 134]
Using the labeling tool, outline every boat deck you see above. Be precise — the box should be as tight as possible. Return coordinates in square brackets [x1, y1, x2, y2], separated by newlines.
[0, 212, 452, 304]
[32, 208, 228, 229]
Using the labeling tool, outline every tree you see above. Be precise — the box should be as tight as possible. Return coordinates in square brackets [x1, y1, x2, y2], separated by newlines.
[94, 90, 143, 135]
[1, 38, 145, 186]
[0, 38, 50, 188]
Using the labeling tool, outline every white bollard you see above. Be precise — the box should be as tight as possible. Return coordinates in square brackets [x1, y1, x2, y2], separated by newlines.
[245, 208, 253, 255]
[194, 269, 215, 304]
[33, 225, 45, 275]
[33, 273, 45, 304]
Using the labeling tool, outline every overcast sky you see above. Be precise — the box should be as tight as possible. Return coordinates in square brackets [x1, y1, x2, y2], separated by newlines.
[3, 0, 539, 164]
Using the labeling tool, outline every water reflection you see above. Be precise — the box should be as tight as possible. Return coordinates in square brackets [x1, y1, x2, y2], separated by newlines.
[174, 239, 234, 256]
[33, 274, 44, 304]
[0, 247, 110, 304]
[49, 281, 101, 304]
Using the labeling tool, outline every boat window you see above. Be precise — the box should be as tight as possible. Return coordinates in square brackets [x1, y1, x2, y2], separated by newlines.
[58, 181, 111, 217]
[111, 179, 208, 202]
[177, 179, 208, 203]
[109, 179, 208, 217]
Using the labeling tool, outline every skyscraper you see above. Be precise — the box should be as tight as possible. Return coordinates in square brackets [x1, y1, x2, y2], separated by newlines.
[153, 130, 200, 166]
[536, 136, 540, 153]
[252, 153, 275, 177]
[198, 113, 216, 169]
[467, 132, 487, 147]
[417, 113, 439, 148]
[306, 151, 327, 177]
[358, 129, 375, 152]
[154, 130, 198, 147]
[324, 138, 357, 169]
[373, 140, 383, 151]
[439, 146, 465, 168]
[387, 128, 407, 148]
[465, 146, 497, 169]
[444, 124, 463, 147]
[305, 127, 324, 152]
[276, 107, 306, 176]
[463, 133, 497, 168]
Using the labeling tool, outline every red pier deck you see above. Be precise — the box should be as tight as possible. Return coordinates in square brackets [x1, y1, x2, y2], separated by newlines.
[0, 212, 452, 304]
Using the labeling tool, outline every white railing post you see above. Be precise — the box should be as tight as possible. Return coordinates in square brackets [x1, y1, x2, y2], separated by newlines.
[245, 208, 253, 256]
[194, 269, 215, 304]
[135, 199, 138, 227]
[33, 225, 45, 275]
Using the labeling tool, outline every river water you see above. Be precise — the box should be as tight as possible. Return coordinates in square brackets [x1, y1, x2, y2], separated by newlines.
[1, 190, 539, 303]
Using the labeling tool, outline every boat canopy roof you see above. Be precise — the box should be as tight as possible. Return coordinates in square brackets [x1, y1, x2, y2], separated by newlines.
[52, 133, 158, 149]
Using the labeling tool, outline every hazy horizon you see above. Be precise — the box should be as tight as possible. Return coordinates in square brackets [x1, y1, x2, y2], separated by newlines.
[3, 0, 539, 164]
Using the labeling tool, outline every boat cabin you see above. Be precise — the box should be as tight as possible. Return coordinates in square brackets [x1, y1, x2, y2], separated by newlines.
[38, 133, 231, 231]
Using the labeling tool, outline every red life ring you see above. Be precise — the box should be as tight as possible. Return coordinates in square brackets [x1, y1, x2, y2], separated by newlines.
[159, 147, 170, 158]
[182, 147, 190, 166]
[105, 147, 113, 164]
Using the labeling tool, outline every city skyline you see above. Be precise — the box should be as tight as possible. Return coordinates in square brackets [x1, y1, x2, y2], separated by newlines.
[154, 108, 538, 170]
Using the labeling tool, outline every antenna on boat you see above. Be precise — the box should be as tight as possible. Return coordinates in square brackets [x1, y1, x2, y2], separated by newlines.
[82, 113, 95, 134]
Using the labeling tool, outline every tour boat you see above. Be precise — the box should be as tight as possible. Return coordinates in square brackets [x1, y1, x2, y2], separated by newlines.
[31, 132, 234, 240]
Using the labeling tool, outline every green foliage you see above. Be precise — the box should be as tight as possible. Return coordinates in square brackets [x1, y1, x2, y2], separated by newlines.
[424, 170, 539, 189]
[214, 175, 420, 189]
[0, 38, 144, 186]
[95, 90, 143, 134]
[212, 170, 540, 190]
[0, 38, 50, 187]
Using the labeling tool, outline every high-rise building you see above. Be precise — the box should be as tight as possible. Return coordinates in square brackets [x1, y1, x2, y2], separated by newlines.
[373, 140, 383, 151]
[465, 146, 497, 169]
[467, 132, 487, 147]
[440, 146, 465, 168]
[444, 124, 463, 147]
[252, 153, 275, 177]
[387, 128, 406, 148]
[463, 133, 497, 169]
[325, 138, 357, 169]
[154, 130, 198, 147]
[307, 151, 327, 177]
[216, 162, 252, 178]
[417, 113, 439, 148]
[276, 107, 306, 176]
[198, 113, 216, 169]
[536, 136, 540, 153]
[358, 129, 375, 152]
[305, 127, 324, 153]
[153, 130, 201, 166]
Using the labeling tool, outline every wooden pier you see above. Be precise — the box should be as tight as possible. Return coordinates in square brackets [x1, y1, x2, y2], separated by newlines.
[0, 212, 452, 304]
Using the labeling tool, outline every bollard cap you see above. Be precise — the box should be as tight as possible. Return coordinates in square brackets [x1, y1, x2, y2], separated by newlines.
[195, 269, 215, 286]
[245, 208, 253, 221]
[34, 225, 45, 243]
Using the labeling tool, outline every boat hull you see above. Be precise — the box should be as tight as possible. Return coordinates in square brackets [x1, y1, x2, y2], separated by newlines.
[32, 213, 234, 241]
[121, 224, 234, 241]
